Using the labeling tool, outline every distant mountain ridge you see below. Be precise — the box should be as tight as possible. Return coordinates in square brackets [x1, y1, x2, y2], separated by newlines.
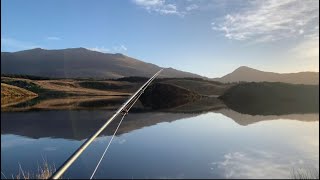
[1, 48, 318, 84]
[1, 48, 204, 79]
[213, 66, 318, 85]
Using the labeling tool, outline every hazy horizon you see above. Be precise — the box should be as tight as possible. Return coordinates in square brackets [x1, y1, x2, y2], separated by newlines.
[1, 0, 319, 77]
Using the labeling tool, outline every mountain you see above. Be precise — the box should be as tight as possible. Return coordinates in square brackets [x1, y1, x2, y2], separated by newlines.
[212, 66, 319, 85]
[1, 48, 204, 79]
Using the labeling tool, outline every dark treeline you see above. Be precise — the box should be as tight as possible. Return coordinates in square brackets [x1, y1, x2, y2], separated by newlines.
[219, 82, 319, 115]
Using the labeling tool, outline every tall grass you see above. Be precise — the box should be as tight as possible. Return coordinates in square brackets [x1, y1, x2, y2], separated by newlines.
[291, 167, 319, 179]
[1, 160, 60, 179]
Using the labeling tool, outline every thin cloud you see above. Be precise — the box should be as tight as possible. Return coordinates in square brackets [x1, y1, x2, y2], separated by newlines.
[46, 36, 61, 40]
[87, 46, 110, 53]
[120, 45, 127, 51]
[118, 139, 126, 144]
[210, 150, 311, 179]
[212, 0, 319, 42]
[88, 45, 127, 53]
[185, 4, 198, 11]
[132, 0, 182, 16]
[113, 45, 127, 52]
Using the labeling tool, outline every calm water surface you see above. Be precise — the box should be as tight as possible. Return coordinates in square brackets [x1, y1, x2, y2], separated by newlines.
[1, 110, 319, 179]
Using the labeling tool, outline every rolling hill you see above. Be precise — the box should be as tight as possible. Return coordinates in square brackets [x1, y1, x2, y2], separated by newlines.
[1, 83, 37, 97]
[1, 48, 204, 79]
[213, 66, 319, 85]
[1, 83, 38, 107]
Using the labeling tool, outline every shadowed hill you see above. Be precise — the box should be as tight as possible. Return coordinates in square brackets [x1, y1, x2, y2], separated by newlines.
[213, 66, 318, 85]
[219, 82, 319, 115]
[1, 48, 204, 79]
[140, 82, 201, 109]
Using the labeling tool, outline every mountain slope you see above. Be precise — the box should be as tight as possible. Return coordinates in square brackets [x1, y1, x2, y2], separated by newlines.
[213, 66, 318, 85]
[1, 48, 204, 79]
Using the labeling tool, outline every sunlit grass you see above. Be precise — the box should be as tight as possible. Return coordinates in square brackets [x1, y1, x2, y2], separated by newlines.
[1, 160, 60, 179]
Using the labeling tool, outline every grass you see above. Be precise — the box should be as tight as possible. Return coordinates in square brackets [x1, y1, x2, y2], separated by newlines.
[0, 79, 45, 94]
[1, 83, 37, 97]
[1, 160, 60, 179]
[1, 79, 71, 98]
[291, 167, 319, 179]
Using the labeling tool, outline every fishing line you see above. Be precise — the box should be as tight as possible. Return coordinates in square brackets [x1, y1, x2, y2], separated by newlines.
[90, 94, 142, 179]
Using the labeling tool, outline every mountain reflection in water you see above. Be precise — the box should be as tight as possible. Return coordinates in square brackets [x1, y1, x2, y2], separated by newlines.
[1, 94, 319, 179]
[1, 109, 318, 140]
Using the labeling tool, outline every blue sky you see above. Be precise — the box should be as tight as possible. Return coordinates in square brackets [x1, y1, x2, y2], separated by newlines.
[1, 0, 319, 77]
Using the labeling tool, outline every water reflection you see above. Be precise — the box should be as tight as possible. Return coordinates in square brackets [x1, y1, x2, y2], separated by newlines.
[1, 96, 319, 178]
[1, 112, 318, 179]
[1, 109, 318, 140]
[2, 95, 318, 116]
[1, 111, 198, 140]
[1, 96, 128, 112]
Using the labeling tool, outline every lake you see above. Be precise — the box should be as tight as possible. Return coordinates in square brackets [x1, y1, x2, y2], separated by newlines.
[1, 109, 319, 179]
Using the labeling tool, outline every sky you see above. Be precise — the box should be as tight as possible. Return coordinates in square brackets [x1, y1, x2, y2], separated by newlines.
[1, 0, 319, 78]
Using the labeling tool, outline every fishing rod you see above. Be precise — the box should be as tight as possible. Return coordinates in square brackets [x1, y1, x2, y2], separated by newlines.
[50, 69, 163, 179]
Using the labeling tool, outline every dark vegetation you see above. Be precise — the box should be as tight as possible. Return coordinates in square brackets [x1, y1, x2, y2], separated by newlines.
[157, 78, 230, 96]
[115, 77, 230, 96]
[115, 76, 149, 82]
[140, 82, 201, 109]
[115, 76, 224, 84]
[1, 79, 69, 98]
[79, 81, 133, 90]
[1, 74, 57, 80]
[157, 77, 225, 85]
[219, 82, 319, 115]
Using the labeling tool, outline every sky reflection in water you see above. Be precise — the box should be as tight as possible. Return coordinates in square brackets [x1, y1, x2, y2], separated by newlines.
[1, 111, 319, 179]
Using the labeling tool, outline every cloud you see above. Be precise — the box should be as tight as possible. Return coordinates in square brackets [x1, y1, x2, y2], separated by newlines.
[212, 0, 319, 42]
[120, 45, 127, 51]
[185, 4, 198, 11]
[113, 45, 127, 52]
[290, 35, 319, 61]
[46, 36, 61, 40]
[87, 46, 110, 53]
[132, 0, 182, 16]
[210, 150, 315, 179]
[1, 37, 40, 51]
[1, 135, 36, 148]
[134, 0, 163, 6]
[88, 45, 127, 53]
[118, 139, 126, 144]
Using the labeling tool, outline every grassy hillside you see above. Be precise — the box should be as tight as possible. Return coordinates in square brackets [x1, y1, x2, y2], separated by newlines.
[2, 76, 224, 111]
[1, 83, 38, 107]
[219, 82, 319, 115]
[1, 83, 37, 97]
